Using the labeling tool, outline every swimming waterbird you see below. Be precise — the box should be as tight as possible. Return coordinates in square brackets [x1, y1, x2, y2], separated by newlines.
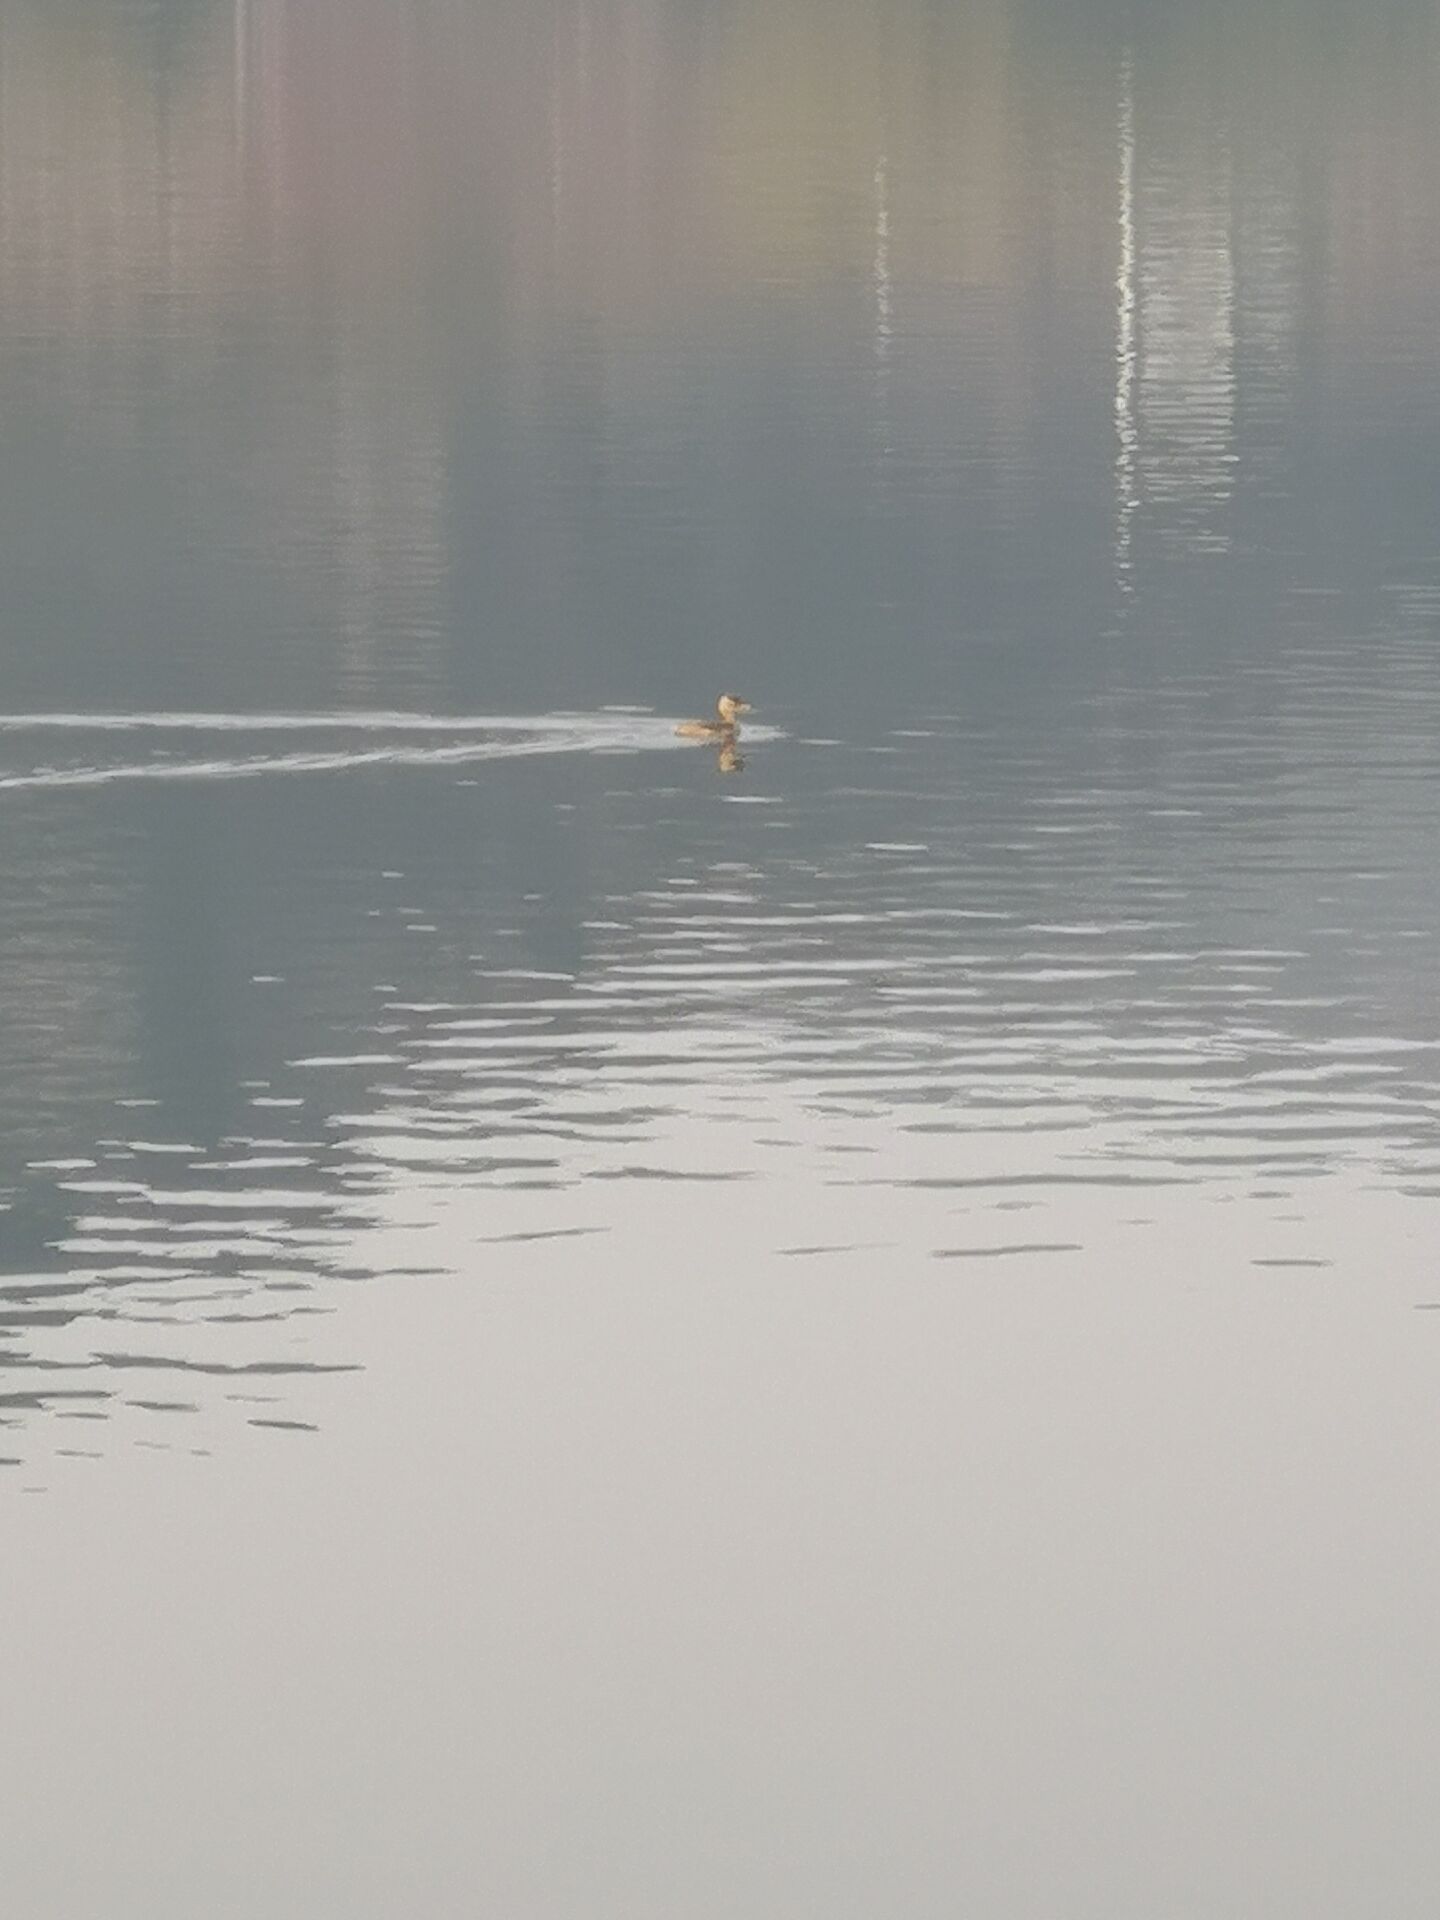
[675, 694, 752, 739]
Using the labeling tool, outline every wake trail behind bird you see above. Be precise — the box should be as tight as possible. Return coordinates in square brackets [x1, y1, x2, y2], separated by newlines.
[0, 711, 778, 789]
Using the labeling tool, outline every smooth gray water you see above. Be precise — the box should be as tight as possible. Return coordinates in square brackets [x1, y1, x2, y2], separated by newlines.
[4, 3, 1440, 1915]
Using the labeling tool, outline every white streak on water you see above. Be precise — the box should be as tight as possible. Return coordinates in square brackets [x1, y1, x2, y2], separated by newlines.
[1115, 48, 1138, 591]
[0, 710, 665, 734]
[0, 712, 781, 790]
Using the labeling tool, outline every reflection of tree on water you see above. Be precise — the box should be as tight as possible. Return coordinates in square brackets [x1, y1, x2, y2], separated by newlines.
[1, 0, 1437, 714]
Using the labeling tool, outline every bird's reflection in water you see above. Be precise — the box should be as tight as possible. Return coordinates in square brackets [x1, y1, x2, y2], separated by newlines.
[673, 696, 753, 774]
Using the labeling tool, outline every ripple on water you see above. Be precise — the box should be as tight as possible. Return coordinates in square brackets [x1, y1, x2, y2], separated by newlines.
[2, 699, 1440, 1472]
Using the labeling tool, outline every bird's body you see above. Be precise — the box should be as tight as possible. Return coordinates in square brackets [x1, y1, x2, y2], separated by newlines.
[676, 693, 752, 738]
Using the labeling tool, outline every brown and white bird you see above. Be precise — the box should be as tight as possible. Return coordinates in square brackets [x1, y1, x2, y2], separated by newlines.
[675, 694, 752, 739]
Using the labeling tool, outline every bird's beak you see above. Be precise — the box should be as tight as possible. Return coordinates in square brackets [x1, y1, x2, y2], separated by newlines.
[736, 701, 753, 713]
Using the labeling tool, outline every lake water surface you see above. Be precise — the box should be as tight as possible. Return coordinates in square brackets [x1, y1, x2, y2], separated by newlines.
[3, 3, 1440, 1915]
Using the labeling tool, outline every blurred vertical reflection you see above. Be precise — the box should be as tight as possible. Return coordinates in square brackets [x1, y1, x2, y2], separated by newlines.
[1135, 59, 1237, 557]
[1114, 45, 1137, 593]
[0, 0, 1434, 713]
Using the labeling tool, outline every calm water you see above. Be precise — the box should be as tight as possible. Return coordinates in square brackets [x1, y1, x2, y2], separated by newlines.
[4, 3, 1440, 1914]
